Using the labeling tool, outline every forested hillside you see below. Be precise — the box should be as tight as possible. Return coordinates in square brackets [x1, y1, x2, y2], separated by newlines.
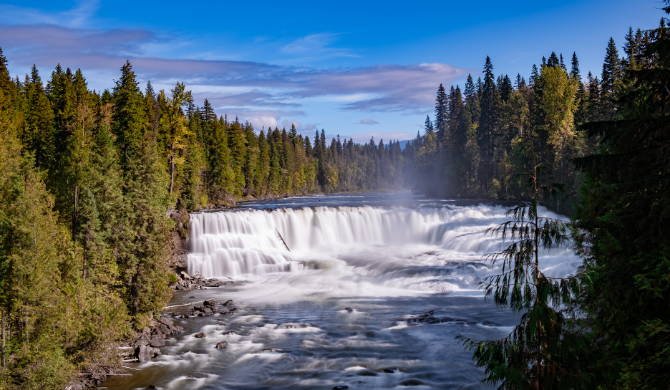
[403, 23, 657, 216]
[0, 52, 403, 388]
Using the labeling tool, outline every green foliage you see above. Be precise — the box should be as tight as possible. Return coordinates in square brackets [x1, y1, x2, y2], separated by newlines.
[572, 10, 670, 388]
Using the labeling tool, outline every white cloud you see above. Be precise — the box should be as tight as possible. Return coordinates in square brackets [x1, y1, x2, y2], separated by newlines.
[248, 116, 278, 130]
[359, 119, 379, 125]
[281, 119, 302, 130]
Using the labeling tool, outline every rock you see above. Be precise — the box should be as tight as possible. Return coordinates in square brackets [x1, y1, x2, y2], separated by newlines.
[135, 345, 160, 362]
[149, 337, 165, 347]
[356, 370, 377, 376]
[223, 300, 234, 306]
[133, 335, 150, 348]
[159, 324, 171, 335]
[188, 296, 196, 298]
[399, 379, 427, 386]
[381, 367, 398, 373]
[159, 317, 174, 327]
[222, 331, 237, 335]
[203, 307, 213, 315]
[145, 386, 157, 390]
[215, 341, 228, 349]
[344, 307, 353, 313]
[333, 386, 349, 390]
[194, 332, 206, 338]
[181, 271, 191, 280]
[204, 299, 218, 310]
[229, 307, 237, 312]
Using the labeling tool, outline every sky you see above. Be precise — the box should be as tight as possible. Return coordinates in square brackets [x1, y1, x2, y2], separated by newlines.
[0, 0, 666, 142]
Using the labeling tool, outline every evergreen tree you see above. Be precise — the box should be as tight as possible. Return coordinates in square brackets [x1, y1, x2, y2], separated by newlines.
[435, 84, 449, 147]
[479, 56, 500, 191]
[601, 37, 622, 119]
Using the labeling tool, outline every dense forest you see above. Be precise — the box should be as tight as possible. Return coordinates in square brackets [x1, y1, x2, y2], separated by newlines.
[405, 6, 670, 389]
[0, 50, 403, 388]
[0, 1, 669, 388]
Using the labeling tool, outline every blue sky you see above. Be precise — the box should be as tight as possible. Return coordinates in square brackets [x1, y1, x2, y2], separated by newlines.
[0, 0, 665, 142]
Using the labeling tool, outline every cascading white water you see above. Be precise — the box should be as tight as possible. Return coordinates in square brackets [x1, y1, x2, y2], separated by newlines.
[106, 196, 581, 390]
[187, 204, 575, 284]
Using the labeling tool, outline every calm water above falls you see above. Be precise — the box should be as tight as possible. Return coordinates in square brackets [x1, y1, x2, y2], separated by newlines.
[103, 193, 579, 390]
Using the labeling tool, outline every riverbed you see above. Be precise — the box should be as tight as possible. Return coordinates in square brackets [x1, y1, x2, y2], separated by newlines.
[102, 192, 578, 390]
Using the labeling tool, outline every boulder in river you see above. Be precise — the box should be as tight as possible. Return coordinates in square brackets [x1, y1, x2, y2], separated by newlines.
[215, 341, 228, 349]
[194, 332, 206, 338]
[135, 345, 161, 362]
[223, 300, 234, 306]
[149, 337, 165, 347]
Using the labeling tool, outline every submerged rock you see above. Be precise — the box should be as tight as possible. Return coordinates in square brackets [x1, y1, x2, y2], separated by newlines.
[333, 386, 349, 390]
[215, 341, 228, 349]
[194, 332, 206, 338]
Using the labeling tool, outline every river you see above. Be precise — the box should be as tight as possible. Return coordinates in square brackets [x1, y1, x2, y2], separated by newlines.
[102, 192, 579, 390]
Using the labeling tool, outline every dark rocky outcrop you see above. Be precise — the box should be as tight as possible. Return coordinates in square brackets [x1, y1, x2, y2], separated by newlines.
[215, 341, 228, 349]
[406, 310, 470, 325]
[120, 316, 183, 364]
[172, 272, 229, 291]
[167, 209, 189, 270]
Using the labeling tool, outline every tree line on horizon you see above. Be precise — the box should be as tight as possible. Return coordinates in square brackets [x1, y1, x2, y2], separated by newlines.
[405, 8, 670, 389]
[0, 49, 403, 387]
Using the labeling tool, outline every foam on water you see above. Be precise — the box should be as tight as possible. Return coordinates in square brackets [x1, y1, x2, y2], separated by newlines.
[187, 203, 577, 299]
[104, 194, 580, 390]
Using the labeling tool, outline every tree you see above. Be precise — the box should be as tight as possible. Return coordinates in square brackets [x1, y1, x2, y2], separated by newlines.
[479, 56, 500, 191]
[112, 61, 146, 168]
[435, 84, 449, 148]
[601, 37, 622, 119]
[572, 8, 670, 387]
[458, 129, 589, 389]
[158, 82, 192, 196]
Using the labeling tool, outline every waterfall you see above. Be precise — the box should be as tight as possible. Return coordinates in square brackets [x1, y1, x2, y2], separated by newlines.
[187, 204, 571, 279]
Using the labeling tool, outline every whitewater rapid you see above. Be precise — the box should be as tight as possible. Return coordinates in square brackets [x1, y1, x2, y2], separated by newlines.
[104, 194, 580, 390]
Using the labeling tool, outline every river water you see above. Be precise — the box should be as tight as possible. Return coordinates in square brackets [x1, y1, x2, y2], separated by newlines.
[102, 192, 579, 390]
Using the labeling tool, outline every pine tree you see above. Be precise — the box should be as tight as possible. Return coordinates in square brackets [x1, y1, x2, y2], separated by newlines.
[571, 53, 588, 125]
[601, 37, 622, 119]
[464, 74, 481, 125]
[459, 124, 588, 389]
[435, 84, 449, 148]
[112, 61, 146, 168]
[479, 56, 500, 192]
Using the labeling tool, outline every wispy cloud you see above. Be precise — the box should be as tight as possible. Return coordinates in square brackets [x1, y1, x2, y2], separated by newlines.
[359, 119, 379, 125]
[280, 33, 357, 61]
[0, 0, 101, 28]
[0, 22, 471, 128]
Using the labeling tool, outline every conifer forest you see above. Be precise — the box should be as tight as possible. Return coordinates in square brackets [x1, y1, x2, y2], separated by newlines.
[0, 1, 668, 389]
